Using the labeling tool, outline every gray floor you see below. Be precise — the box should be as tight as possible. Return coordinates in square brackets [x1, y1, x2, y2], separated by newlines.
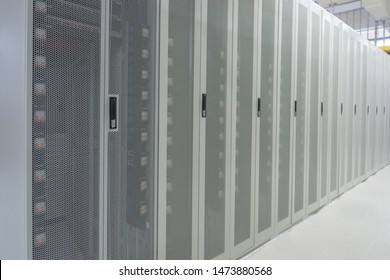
[245, 165, 390, 260]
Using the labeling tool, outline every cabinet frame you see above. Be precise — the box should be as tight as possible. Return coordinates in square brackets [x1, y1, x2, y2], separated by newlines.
[229, 0, 259, 259]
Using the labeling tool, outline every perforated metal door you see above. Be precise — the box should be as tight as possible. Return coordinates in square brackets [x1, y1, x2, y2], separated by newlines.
[106, 0, 156, 260]
[277, 0, 293, 227]
[32, 0, 101, 260]
[360, 44, 367, 177]
[203, 0, 231, 260]
[258, 0, 277, 237]
[346, 36, 355, 187]
[164, 0, 196, 260]
[329, 24, 340, 196]
[293, 2, 308, 218]
[320, 19, 331, 203]
[307, 9, 320, 210]
[353, 40, 362, 182]
[231, 0, 256, 256]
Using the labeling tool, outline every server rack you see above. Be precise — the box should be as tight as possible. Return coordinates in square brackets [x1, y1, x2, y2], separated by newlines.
[230, 0, 258, 259]
[31, 0, 103, 260]
[329, 16, 342, 200]
[381, 50, 386, 168]
[306, 2, 322, 214]
[345, 32, 355, 191]
[371, 45, 378, 174]
[339, 26, 349, 195]
[2, 0, 390, 260]
[358, 39, 368, 183]
[372, 48, 379, 173]
[275, 0, 295, 233]
[375, 50, 384, 172]
[350, 32, 357, 183]
[105, 0, 158, 260]
[1, 0, 160, 260]
[292, 0, 310, 224]
[385, 60, 390, 167]
[363, 41, 370, 178]
[353, 36, 363, 186]
[319, 11, 332, 207]
[157, 0, 200, 261]
[366, 44, 374, 175]
[255, 0, 279, 247]
[197, 0, 234, 260]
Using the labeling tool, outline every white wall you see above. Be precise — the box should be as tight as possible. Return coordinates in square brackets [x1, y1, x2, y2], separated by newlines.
[0, 0, 30, 259]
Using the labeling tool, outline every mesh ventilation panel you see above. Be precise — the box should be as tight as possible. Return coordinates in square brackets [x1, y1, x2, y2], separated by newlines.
[32, 0, 101, 260]
[107, 0, 155, 260]
[165, 0, 195, 260]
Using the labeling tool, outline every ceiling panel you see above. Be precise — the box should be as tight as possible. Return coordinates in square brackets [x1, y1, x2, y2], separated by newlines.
[362, 0, 390, 20]
[317, 0, 356, 8]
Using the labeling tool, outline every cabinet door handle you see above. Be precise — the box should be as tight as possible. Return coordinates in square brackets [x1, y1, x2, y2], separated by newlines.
[354, 105, 357, 115]
[367, 105, 369, 115]
[321, 102, 323, 116]
[257, 98, 261, 117]
[341, 103, 343, 115]
[202, 93, 207, 118]
[109, 97, 117, 129]
[294, 100, 297, 117]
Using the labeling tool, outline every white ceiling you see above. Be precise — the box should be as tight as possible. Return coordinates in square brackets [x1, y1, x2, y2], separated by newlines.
[317, 0, 390, 20]
[317, 0, 355, 7]
[362, 0, 390, 20]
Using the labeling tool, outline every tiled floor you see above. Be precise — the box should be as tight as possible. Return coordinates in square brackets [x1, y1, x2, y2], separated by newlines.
[245, 165, 390, 260]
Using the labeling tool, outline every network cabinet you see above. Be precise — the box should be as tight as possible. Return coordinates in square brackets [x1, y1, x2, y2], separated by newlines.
[1, 0, 158, 260]
[1, 0, 390, 260]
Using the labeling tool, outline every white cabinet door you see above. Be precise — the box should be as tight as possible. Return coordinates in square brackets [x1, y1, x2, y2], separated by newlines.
[292, 0, 309, 223]
[199, 0, 234, 260]
[157, 0, 201, 260]
[319, 14, 332, 207]
[275, 0, 295, 232]
[256, 0, 279, 244]
[230, 0, 258, 259]
[106, 0, 158, 260]
[329, 20, 342, 200]
[307, 3, 322, 214]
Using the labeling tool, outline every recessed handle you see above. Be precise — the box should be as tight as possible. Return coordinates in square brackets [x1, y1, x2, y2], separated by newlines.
[110, 97, 117, 129]
[321, 102, 323, 116]
[201, 93, 207, 118]
[294, 100, 297, 117]
[341, 103, 343, 115]
[257, 98, 261, 117]
[354, 105, 356, 116]
[376, 106, 378, 115]
[367, 105, 369, 115]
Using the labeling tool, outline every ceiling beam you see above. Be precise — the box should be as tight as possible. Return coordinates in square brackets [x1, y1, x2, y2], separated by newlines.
[325, 1, 363, 14]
